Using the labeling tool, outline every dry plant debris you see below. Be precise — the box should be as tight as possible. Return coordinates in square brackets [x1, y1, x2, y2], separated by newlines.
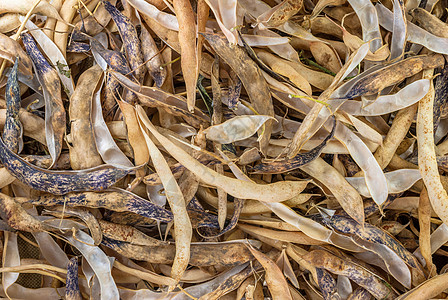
[3, 0, 448, 299]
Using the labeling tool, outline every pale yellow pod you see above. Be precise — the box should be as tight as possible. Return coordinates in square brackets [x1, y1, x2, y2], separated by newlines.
[136, 105, 192, 285]
[411, 7, 448, 38]
[117, 101, 149, 179]
[74, 0, 117, 37]
[68, 65, 103, 170]
[417, 69, 448, 227]
[309, 41, 341, 74]
[256, 50, 312, 95]
[307, 16, 343, 39]
[300, 157, 364, 224]
[0, 14, 20, 34]
[418, 187, 436, 275]
[173, 0, 198, 112]
[0, 106, 46, 146]
[324, 5, 361, 31]
[54, 0, 78, 54]
[0, 0, 64, 21]
[284, 57, 334, 90]
[71, 0, 100, 25]
[246, 246, 293, 300]
[43, 0, 63, 41]
[311, 0, 347, 19]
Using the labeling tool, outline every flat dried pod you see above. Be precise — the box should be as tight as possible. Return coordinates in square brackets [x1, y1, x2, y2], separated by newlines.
[416, 187, 432, 268]
[26, 189, 173, 222]
[3, 232, 19, 296]
[339, 79, 430, 116]
[91, 77, 133, 169]
[0, 109, 46, 147]
[99, 219, 166, 246]
[257, 0, 303, 28]
[68, 65, 103, 170]
[255, 49, 312, 95]
[263, 202, 363, 252]
[44, 206, 103, 246]
[309, 41, 342, 73]
[433, 61, 448, 132]
[73, 0, 116, 37]
[253, 28, 299, 61]
[0, 14, 20, 34]
[311, 0, 346, 19]
[127, 0, 179, 31]
[187, 195, 218, 227]
[198, 264, 255, 300]
[204, 0, 238, 45]
[304, 249, 396, 299]
[66, 41, 90, 53]
[3, 58, 22, 153]
[283, 59, 334, 90]
[326, 17, 389, 62]
[53, 0, 80, 56]
[414, 223, 448, 267]
[287, 43, 370, 159]
[171, 263, 250, 299]
[300, 157, 364, 224]
[102, 237, 253, 266]
[0, 284, 64, 298]
[204, 115, 275, 144]
[113, 71, 209, 128]
[0, 192, 50, 232]
[416, 69, 448, 227]
[102, 0, 146, 88]
[0, 0, 64, 21]
[196, 0, 209, 80]
[140, 24, 166, 88]
[225, 69, 242, 111]
[390, 0, 407, 61]
[143, 158, 214, 185]
[238, 223, 324, 245]
[23, 20, 74, 97]
[140, 13, 181, 52]
[346, 169, 421, 197]
[315, 267, 340, 300]
[199, 187, 313, 215]
[197, 198, 243, 238]
[246, 246, 293, 300]
[0, 136, 131, 195]
[173, 0, 198, 112]
[90, 40, 131, 75]
[66, 257, 81, 300]
[202, 32, 274, 154]
[397, 272, 448, 300]
[32, 231, 69, 268]
[251, 117, 336, 174]
[22, 33, 66, 167]
[137, 104, 191, 283]
[137, 105, 310, 202]
[241, 34, 290, 47]
[333, 54, 444, 99]
[116, 100, 148, 178]
[0, 32, 32, 76]
[347, 0, 382, 51]
[376, 3, 448, 55]
[61, 229, 119, 300]
[411, 8, 448, 38]
[241, 46, 303, 95]
[318, 214, 418, 269]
